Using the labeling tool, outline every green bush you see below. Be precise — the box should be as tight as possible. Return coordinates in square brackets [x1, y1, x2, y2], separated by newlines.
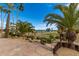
[16, 20, 35, 35]
[28, 35, 35, 40]
[15, 31, 21, 37]
[9, 30, 16, 37]
[36, 31, 59, 44]
[76, 30, 79, 34]
[40, 39, 46, 45]
[39, 34, 56, 44]
[47, 34, 57, 43]
[46, 38, 52, 43]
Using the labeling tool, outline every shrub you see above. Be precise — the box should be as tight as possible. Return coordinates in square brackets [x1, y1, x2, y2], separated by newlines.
[40, 37, 47, 45]
[16, 20, 35, 35]
[9, 30, 16, 37]
[76, 30, 79, 34]
[39, 34, 56, 44]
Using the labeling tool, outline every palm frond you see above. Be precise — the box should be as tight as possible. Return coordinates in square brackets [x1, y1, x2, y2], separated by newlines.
[45, 13, 64, 20]
[44, 17, 65, 27]
[44, 3, 79, 30]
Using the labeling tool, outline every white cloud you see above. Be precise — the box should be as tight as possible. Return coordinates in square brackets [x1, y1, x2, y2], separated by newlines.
[65, 3, 79, 10]
[35, 23, 58, 30]
[76, 4, 79, 10]
[65, 3, 70, 6]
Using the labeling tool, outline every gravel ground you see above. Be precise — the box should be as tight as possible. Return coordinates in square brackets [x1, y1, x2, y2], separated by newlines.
[0, 38, 53, 56]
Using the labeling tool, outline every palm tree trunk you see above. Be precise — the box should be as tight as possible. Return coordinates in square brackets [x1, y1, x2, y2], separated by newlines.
[66, 29, 76, 49]
[3, 13, 7, 30]
[1, 9, 2, 32]
[16, 9, 19, 31]
[12, 13, 14, 25]
[5, 13, 10, 38]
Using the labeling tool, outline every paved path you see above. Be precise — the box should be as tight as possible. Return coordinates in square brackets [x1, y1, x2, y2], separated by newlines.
[0, 38, 53, 56]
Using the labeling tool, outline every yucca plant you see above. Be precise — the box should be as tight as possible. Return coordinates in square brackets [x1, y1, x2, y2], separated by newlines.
[44, 3, 79, 46]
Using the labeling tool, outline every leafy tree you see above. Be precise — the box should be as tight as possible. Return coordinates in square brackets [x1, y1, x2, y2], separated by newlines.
[44, 3, 79, 45]
[16, 20, 35, 36]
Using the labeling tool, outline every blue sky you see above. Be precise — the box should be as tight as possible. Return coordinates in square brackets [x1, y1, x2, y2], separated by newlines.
[19, 3, 63, 30]
[0, 3, 65, 30]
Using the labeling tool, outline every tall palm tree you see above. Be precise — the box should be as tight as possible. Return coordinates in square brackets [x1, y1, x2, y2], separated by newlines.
[16, 3, 24, 31]
[19, 3, 24, 11]
[16, 3, 24, 22]
[44, 3, 79, 45]
[0, 6, 3, 32]
[5, 10, 10, 38]
[3, 9, 7, 30]
[5, 3, 14, 38]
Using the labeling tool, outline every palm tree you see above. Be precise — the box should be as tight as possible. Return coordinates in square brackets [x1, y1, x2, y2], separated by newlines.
[17, 3, 24, 22]
[18, 3, 24, 12]
[5, 10, 10, 38]
[3, 9, 7, 30]
[16, 3, 24, 23]
[16, 20, 34, 36]
[16, 3, 24, 30]
[5, 3, 14, 38]
[0, 6, 3, 32]
[73, 19, 79, 31]
[44, 3, 79, 46]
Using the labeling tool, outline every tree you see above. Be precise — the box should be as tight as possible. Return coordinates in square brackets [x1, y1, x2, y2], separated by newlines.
[5, 10, 10, 38]
[5, 3, 14, 38]
[44, 3, 79, 46]
[3, 9, 8, 29]
[0, 6, 3, 32]
[18, 3, 24, 12]
[16, 3, 24, 23]
[16, 3, 24, 31]
[73, 19, 79, 31]
[16, 20, 34, 36]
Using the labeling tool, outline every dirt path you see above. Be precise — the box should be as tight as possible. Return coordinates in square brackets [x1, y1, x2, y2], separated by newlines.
[0, 38, 53, 56]
[57, 47, 79, 56]
[0, 38, 79, 56]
